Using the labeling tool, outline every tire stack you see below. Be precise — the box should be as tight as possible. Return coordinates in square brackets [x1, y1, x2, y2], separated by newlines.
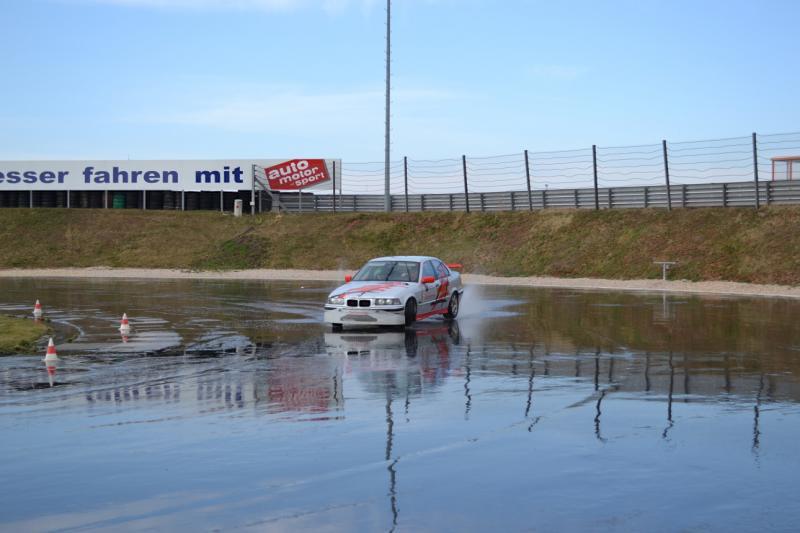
[40, 191, 55, 208]
[163, 191, 175, 210]
[199, 192, 212, 210]
[18, 191, 29, 207]
[55, 191, 66, 208]
[148, 191, 163, 210]
[89, 191, 103, 208]
[125, 191, 138, 209]
[222, 192, 235, 212]
[79, 191, 90, 208]
[185, 192, 199, 210]
[0, 192, 7, 208]
[112, 192, 126, 209]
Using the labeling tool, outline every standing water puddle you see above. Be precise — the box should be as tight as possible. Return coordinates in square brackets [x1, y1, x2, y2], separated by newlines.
[1, 278, 799, 531]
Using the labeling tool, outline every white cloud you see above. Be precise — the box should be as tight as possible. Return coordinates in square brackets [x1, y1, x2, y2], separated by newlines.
[142, 86, 460, 135]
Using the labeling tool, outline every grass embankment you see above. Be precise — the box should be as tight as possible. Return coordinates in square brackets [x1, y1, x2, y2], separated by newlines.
[0, 316, 47, 354]
[0, 207, 799, 285]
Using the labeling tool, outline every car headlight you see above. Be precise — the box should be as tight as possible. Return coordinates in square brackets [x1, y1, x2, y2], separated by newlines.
[327, 297, 346, 305]
[374, 298, 401, 306]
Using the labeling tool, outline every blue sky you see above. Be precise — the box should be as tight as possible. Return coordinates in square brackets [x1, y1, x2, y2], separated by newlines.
[2, 0, 799, 161]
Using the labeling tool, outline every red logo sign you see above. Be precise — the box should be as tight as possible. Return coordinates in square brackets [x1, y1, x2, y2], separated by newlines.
[264, 159, 330, 191]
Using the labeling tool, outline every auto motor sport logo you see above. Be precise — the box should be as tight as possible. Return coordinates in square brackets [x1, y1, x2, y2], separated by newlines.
[265, 159, 330, 191]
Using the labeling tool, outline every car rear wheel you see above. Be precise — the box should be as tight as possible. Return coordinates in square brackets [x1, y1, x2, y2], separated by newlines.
[332, 323, 343, 332]
[404, 299, 417, 327]
[444, 292, 460, 319]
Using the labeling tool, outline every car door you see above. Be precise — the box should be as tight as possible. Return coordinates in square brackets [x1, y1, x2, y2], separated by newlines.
[432, 260, 451, 311]
[419, 260, 439, 316]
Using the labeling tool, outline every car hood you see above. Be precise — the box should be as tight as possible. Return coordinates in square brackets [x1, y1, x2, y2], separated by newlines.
[328, 281, 414, 299]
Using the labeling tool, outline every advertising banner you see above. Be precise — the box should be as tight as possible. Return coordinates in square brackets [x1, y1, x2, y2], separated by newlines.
[263, 159, 331, 191]
[0, 159, 341, 192]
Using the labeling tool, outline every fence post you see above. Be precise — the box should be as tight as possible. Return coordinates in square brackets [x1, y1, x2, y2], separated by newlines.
[332, 161, 337, 213]
[662, 140, 672, 211]
[251, 164, 257, 215]
[592, 145, 599, 210]
[752, 132, 760, 209]
[462, 155, 470, 213]
[404, 156, 409, 212]
[524, 149, 533, 211]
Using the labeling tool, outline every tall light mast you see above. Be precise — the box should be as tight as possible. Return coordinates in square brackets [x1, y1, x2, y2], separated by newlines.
[384, 0, 391, 212]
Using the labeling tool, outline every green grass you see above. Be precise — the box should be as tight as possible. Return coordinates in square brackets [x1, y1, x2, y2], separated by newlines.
[0, 207, 799, 285]
[0, 315, 48, 354]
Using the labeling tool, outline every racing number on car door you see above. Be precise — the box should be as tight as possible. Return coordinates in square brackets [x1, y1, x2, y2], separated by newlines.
[420, 261, 439, 314]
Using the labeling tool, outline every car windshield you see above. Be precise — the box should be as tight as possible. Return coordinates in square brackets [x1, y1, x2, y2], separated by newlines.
[352, 261, 420, 282]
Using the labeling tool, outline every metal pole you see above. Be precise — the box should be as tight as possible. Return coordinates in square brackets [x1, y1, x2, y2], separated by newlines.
[29, 190, 32, 208]
[383, 0, 391, 212]
[404, 156, 409, 212]
[143, 190, 146, 210]
[524, 149, 533, 211]
[332, 161, 337, 213]
[220, 191, 224, 213]
[181, 190, 185, 211]
[592, 145, 599, 210]
[66, 190, 70, 208]
[462, 155, 470, 213]
[251, 164, 256, 216]
[752, 132, 760, 209]
[663, 140, 672, 211]
[299, 188, 303, 214]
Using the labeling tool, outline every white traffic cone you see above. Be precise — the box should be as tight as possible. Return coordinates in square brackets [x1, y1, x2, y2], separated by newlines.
[33, 300, 43, 320]
[119, 313, 131, 335]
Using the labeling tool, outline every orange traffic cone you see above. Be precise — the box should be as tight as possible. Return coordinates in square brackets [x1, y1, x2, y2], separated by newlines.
[43, 337, 60, 387]
[119, 313, 131, 335]
[33, 300, 43, 320]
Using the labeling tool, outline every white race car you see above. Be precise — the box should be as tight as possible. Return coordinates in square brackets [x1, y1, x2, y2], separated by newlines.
[324, 256, 464, 330]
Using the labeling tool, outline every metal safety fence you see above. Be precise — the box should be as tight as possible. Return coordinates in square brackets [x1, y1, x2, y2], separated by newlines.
[276, 180, 800, 213]
[271, 130, 800, 213]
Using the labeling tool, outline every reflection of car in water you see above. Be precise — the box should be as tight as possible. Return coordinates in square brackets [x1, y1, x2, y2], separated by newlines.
[324, 256, 464, 330]
[325, 321, 460, 358]
[325, 321, 463, 394]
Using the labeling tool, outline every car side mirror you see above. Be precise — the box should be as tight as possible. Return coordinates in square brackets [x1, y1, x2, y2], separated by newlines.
[345, 274, 353, 282]
[422, 276, 436, 284]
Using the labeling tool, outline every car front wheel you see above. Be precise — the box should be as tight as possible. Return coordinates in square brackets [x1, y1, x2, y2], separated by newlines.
[404, 299, 417, 327]
[444, 292, 460, 319]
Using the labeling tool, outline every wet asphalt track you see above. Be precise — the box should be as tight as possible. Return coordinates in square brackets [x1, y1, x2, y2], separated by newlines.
[1, 278, 800, 532]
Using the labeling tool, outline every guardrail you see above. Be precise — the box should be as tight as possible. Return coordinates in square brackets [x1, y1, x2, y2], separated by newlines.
[274, 179, 800, 213]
